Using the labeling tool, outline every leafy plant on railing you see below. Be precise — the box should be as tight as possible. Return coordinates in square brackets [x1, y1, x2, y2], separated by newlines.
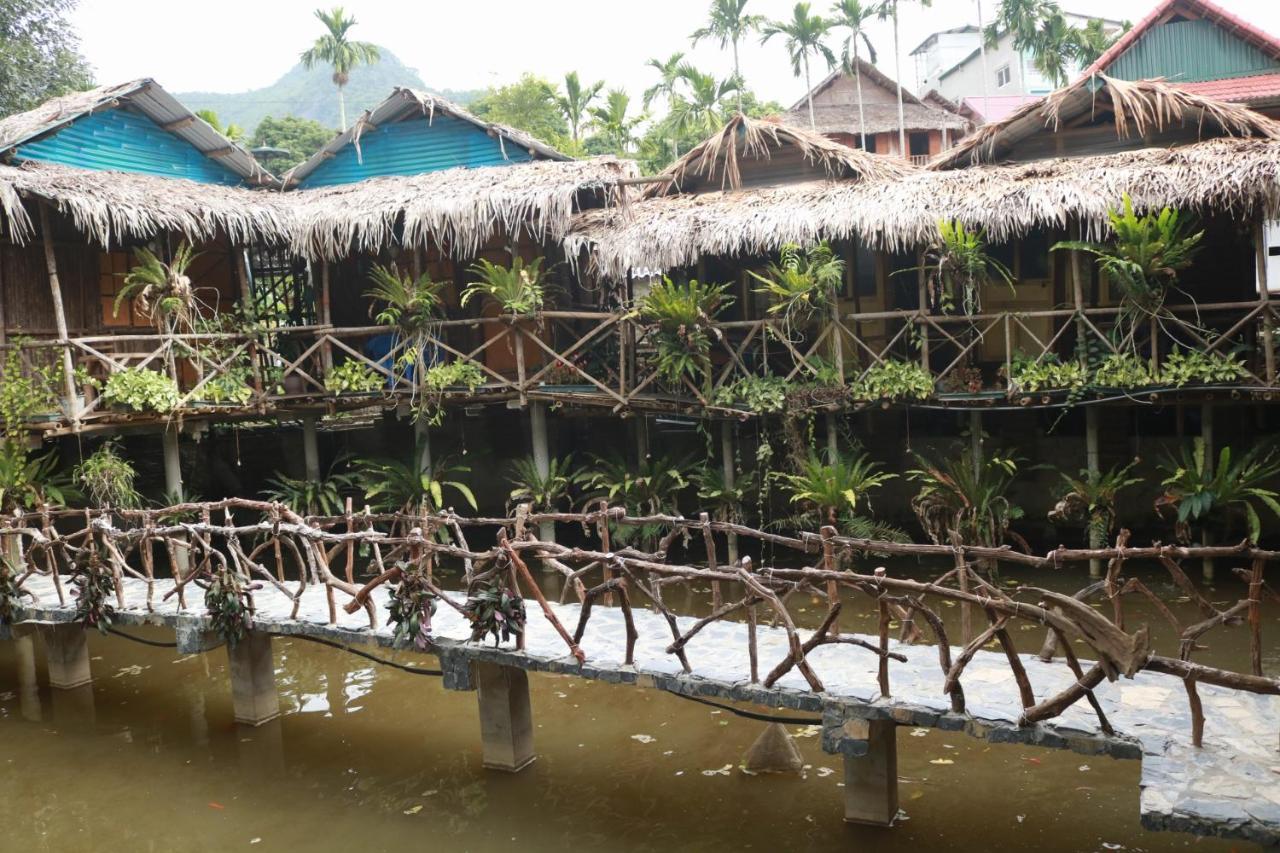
[850, 360, 933, 402]
[749, 241, 843, 332]
[357, 456, 478, 515]
[463, 575, 526, 647]
[462, 256, 547, 316]
[179, 315, 257, 406]
[1053, 195, 1203, 353]
[205, 565, 253, 648]
[0, 556, 20, 629]
[909, 447, 1025, 550]
[366, 263, 445, 390]
[1092, 352, 1155, 388]
[939, 366, 984, 394]
[1159, 349, 1247, 387]
[1155, 438, 1280, 544]
[416, 361, 486, 426]
[507, 454, 584, 513]
[101, 367, 180, 413]
[73, 551, 115, 635]
[74, 441, 142, 509]
[711, 375, 789, 413]
[775, 451, 896, 528]
[325, 359, 383, 395]
[0, 344, 76, 511]
[580, 452, 692, 546]
[911, 219, 1013, 315]
[387, 560, 438, 650]
[1049, 460, 1142, 546]
[114, 241, 205, 334]
[636, 277, 732, 393]
[1006, 352, 1089, 395]
[263, 456, 357, 516]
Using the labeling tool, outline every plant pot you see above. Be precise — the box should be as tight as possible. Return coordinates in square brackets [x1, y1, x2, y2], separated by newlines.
[480, 301, 550, 375]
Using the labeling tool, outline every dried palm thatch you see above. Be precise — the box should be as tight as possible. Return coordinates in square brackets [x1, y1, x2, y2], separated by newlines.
[289, 156, 638, 260]
[568, 137, 1280, 279]
[933, 74, 1280, 169]
[0, 161, 294, 246]
[646, 113, 914, 198]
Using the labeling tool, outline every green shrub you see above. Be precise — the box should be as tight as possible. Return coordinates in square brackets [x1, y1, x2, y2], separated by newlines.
[101, 368, 180, 413]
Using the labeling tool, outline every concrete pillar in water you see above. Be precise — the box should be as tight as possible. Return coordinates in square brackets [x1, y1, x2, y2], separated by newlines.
[302, 415, 320, 482]
[475, 661, 535, 771]
[969, 410, 983, 478]
[842, 719, 899, 826]
[226, 632, 280, 726]
[530, 402, 554, 544]
[1086, 407, 1102, 579]
[162, 428, 183, 501]
[13, 625, 41, 721]
[40, 623, 92, 689]
[1201, 403, 1215, 581]
[721, 421, 739, 565]
[742, 722, 803, 773]
[825, 411, 839, 464]
[414, 415, 433, 480]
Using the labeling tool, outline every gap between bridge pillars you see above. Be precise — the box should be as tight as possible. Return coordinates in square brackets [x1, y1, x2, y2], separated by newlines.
[1201, 403, 1215, 581]
[1086, 407, 1102, 578]
[842, 719, 899, 827]
[721, 421, 739, 565]
[40, 623, 92, 689]
[530, 402, 554, 544]
[226, 632, 280, 727]
[474, 661, 535, 772]
[302, 415, 320, 483]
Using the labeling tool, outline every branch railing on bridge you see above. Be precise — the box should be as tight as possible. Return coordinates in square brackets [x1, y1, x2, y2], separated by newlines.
[7, 297, 1279, 430]
[1, 500, 1275, 747]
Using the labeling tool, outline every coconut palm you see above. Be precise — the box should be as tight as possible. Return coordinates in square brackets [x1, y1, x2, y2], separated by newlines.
[690, 0, 765, 111]
[589, 89, 644, 154]
[984, 0, 1051, 95]
[644, 52, 688, 160]
[1070, 17, 1125, 67]
[1031, 7, 1075, 87]
[556, 71, 604, 144]
[668, 64, 741, 139]
[876, 0, 932, 156]
[831, 0, 878, 151]
[299, 7, 381, 132]
[761, 2, 836, 131]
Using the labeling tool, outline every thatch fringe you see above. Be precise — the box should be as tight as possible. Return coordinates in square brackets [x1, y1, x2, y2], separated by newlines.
[933, 74, 1280, 169]
[646, 113, 913, 198]
[567, 137, 1280, 280]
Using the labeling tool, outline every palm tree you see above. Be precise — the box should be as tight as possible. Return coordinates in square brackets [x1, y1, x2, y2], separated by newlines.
[690, 0, 765, 112]
[1070, 17, 1126, 67]
[194, 109, 244, 143]
[831, 0, 878, 151]
[761, 2, 836, 131]
[984, 0, 1050, 96]
[644, 52, 688, 160]
[556, 71, 604, 144]
[668, 64, 742, 139]
[876, 0, 932, 158]
[589, 89, 644, 153]
[300, 7, 381, 133]
[1032, 8, 1074, 88]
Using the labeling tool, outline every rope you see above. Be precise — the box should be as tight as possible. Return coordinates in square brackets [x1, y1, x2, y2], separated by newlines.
[662, 689, 822, 725]
[289, 634, 443, 676]
[107, 628, 178, 648]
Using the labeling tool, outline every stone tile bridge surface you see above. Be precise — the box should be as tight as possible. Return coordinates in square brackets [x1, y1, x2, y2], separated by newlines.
[10, 575, 1279, 846]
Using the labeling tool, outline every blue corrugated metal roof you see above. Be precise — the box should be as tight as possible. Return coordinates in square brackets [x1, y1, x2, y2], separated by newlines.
[300, 113, 532, 187]
[13, 107, 244, 185]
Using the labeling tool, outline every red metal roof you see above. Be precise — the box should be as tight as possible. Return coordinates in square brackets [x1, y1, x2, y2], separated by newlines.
[960, 95, 1041, 123]
[1083, 0, 1280, 78]
[1181, 72, 1280, 104]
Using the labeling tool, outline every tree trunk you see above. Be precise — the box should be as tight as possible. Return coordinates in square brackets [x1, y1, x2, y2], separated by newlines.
[893, 8, 906, 156]
[733, 40, 744, 113]
[338, 86, 348, 133]
[854, 44, 867, 150]
[805, 57, 815, 131]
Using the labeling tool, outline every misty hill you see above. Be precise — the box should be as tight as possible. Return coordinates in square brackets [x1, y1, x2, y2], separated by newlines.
[176, 48, 484, 134]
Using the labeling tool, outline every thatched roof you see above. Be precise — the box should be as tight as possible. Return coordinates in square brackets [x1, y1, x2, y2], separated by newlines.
[289, 155, 638, 260]
[286, 87, 568, 187]
[0, 79, 273, 185]
[567, 136, 1280, 279]
[0, 161, 292, 246]
[645, 113, 913, 198]
[932, 74, 1280, 169]
[783, 61, 969, 137]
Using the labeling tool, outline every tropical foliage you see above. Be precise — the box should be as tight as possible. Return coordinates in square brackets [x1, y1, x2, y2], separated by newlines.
[777, 451, 896, 526]
[74, 441, 142, 509]
[507, 454, 584, 513]
[387, 562, 438, 650]
[761, 2, 835, 130]
[750, 242, 844, 330]
[1156, 439, 1280, 544]
[636, 277, 733, 390]
[357, 456, 477, 515]
[463, 257, 547, 316]
[263, 457, 357, 516]
[917, 220, 1013, 316]
[909, 447, 1025, 549]
[101, 368, 181, 413]
[1049, 461, 1142, 545]
[115, 242, 202, 334]
[0, 0, 94, 115]
[299, 6, 380, 131]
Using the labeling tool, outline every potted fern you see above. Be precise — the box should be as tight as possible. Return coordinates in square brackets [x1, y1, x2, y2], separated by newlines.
[462, 257, 550, 375]
[750, 241, 844, 333]
[364, 263, 445, 390]
[635, 277, 733, 395]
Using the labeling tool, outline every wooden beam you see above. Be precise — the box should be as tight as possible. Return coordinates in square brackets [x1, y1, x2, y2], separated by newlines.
[205, 147, 235, 158]
[162, 116, 196, 132]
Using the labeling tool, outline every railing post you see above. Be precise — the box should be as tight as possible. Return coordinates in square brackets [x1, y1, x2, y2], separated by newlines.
[319, 263, 334, 375]
[1256, 220, 1275, 385]
[916, 249, 930, 375]
[37, 203, 79, 428]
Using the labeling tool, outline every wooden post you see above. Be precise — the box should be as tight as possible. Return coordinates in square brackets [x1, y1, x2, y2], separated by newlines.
[1257, 220, 1276, 385]
[721, 421, 739, 565]
[319, 262, 334, 374]
[475, 661, 535, 771]
[1086, 407, 1102, 578]
[1201, 403, 1214, 581]
[842, 719, 898, 826]
[38, 203, 79, 426]
[530, 402, 554, 544]
[917, 248, 929, 373]
[302, 415, 320, 483]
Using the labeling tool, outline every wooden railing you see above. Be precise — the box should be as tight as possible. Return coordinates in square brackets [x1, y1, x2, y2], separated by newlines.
[6, 298, 1279, 430]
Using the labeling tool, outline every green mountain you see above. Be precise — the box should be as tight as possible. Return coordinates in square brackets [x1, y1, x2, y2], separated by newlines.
[176, 48, 484, 135]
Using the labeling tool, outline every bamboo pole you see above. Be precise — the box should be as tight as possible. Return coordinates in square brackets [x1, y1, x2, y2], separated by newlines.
[37, 203, 79, 427]
[1257, 220, 1275, 385]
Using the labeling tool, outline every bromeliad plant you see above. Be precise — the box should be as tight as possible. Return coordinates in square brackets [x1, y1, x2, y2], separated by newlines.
[73, 551, 116, 635]
[463, 575, 526, 647]
[462, 256, 547, 316]
[636, 277, 732, 393]
[1049, 460, 1142, 546]
[1156, 438, 1280, 544]
[916, 220, 1013, 316]
[263, 457, 357, 516]
[750, 242, 844, 332]
[909, 447, 1026, 550]
[74, 441, 142, 509]
[507, 454, 584, 513]
[387, 560, 438, 650]
[357, 456, 478, 516]
[114, 241, 204, 334]
[365, 263, 446, 388]
[777, 451, 896, 528]
[205, 565, 253, 648]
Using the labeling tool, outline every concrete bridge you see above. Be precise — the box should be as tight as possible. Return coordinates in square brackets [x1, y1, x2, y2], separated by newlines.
[6, 574, 1277, 846]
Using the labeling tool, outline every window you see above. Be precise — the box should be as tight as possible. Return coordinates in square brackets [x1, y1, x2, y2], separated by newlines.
[996, 64, 1011, 88]
[853, 242, 878, 298]
[908, 132, 930, 157]
[99, 250, 144, 327]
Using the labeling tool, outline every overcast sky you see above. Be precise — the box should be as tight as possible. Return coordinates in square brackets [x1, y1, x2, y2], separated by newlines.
[72, 0, 1280, 108]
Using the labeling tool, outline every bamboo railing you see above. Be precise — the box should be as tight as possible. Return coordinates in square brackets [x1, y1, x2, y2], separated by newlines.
[1, 500, 1275, 746]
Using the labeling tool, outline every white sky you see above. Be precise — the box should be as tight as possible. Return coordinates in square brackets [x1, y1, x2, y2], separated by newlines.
[71, 0, 1280, 108]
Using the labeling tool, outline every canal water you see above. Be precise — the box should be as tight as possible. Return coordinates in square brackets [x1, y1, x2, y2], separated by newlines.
[0, 556, 1268, 852]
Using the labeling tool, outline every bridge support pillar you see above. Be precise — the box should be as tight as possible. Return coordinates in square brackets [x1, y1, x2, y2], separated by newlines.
[841, 719, 898, 827]
[475, 662, 535, 772]
[41, 623, 92, 689]
[163, 428, 183, 501]
[227, 632, 280, 726]
[530, 402, 554, 544]
[13, 625, 41, 721]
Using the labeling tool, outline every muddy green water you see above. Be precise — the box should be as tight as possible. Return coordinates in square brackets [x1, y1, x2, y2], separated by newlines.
[0, 558, 1269, 852]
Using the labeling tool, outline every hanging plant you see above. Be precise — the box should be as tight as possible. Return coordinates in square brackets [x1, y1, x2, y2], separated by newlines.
[462, 257, 547, 316]
[74, 440, 142, 509]
[918, 220, 1013, 315]
[73, 552, 116, 635]
[0, 555, 22, 628]
[114, 242, 204, 334]
[1048, 461, 1142, 546]
[386, 561, 438, 650]
[750, 242, 844, 331]
[635, 277, 732, 392]
[204, 565, 253, 648]
[463, 576, 526, 647]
